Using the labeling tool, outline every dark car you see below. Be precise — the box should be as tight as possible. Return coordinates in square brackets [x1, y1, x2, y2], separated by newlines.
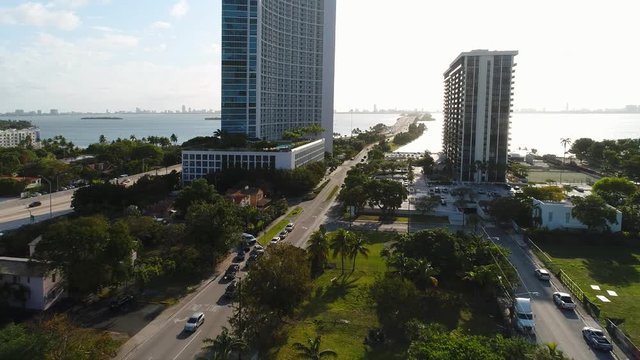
[224, 280, 238, 298]
[582, 327, 613, 351]
[28, 201, 42, 208]
[222, 264, 239, 281]
[110, 294, 134, 310]
[233, 252, 245, 262]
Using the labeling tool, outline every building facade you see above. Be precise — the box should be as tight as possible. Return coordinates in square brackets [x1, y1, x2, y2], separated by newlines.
[0, 257, 64, 311]
[532, 198, 622, 232]
[221, 0, 336, 151]
[0, 127, 40, 148]
[442, 50, 517, 182]
[182, 138, 325, 184]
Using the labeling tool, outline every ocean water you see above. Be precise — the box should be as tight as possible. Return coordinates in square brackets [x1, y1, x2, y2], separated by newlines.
[0, 113, 401, 147]
[395, 112, 640, 156]
[3, 112, 636, 156]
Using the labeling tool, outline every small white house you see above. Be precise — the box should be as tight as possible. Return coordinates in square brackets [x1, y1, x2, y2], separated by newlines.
[532, 198, 622, 232]
[0, 257, 63, 310]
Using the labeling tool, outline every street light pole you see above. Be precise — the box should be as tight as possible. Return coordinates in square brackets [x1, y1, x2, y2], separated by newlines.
[40, 176, 52, 219]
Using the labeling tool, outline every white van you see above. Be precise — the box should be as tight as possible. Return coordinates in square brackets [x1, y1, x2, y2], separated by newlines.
[513, 297, 535, 334]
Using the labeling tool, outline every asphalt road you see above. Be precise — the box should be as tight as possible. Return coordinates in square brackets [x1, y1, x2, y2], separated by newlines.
[483, 225, 617, 360]
[0, 164, 182, 233]
[116, 149, 369, 360]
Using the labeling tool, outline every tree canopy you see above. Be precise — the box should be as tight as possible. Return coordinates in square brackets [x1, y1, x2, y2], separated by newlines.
[571, 194, 619, 231]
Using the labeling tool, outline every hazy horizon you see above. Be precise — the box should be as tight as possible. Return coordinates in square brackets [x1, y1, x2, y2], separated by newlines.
[1, 0, 639, 113]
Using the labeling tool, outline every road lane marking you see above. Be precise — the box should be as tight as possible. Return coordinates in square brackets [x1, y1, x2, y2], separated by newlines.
[172, 329, 202, 360]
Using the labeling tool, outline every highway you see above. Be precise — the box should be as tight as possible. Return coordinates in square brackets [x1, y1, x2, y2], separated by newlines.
[0, 164, 182, 233]
[116, 150, 368, 360]
[483, 225, 617, 360]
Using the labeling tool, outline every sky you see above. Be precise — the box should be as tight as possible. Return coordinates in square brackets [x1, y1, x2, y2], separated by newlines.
[1, 0, 639, 113]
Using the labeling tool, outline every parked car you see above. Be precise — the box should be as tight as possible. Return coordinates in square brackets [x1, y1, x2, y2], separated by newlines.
[222, 264, 239, 281]
[552, 292, 576, 310]
[279, 230, 288, 240]
[285, 222, 295, 232]
[28, 201, 42, 208]
[224, 280, 238, 298]
[233, 252, 245, 262]
[110, 294, 134, 310]
[534, 268, 551, 281]
[184, 312, 205, 332]
[270, 237, 280, 245]
[582, 327, 613, 351]
[242, 233, 257, 246]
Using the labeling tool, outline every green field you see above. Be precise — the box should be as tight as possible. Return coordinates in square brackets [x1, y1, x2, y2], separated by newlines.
[270, 231, 402, 360]
[533, 235, 640, 344]
[526, 169, 599, 184]
[270, 230, 503, 359]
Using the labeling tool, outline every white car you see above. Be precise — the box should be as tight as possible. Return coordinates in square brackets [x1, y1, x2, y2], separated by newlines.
[552, 292, 576, 310]
[534, 268, 551, 281]
[285, 222, 295, 232]
[184, 312, 205, 332]
[270, 237, 280, 245]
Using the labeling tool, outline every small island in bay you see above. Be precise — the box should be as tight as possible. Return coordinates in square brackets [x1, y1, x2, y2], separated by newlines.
[81, 116, 123, 120]
[205, 117, 221, 120]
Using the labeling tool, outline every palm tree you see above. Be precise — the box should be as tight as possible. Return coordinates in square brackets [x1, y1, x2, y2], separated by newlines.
[99, 134, 106, 144]
[202, 327, 246, 360]
[407, 258, 438, 289]
[292, 336, 337, 360]
[170, 133, 178, 144]
[306, 225, 330, 276]
[330, 228, 353, 275]
[348, 235, 369, 273]
[560, 138, 572, 184]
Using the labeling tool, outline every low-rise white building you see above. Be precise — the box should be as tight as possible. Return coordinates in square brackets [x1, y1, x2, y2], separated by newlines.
[182, 139, 325, 184]
[0, 127, 40, 147]
[532, 198, 622, 232]
[0, 257, 63, 311]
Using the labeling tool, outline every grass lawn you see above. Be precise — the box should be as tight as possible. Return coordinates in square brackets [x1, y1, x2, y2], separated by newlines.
[526, 169, 599, 184]
[355, 215, 409, 223]
[533, 235, 640, 343]
[269, 230, 503, 359]
[326, 185, 339, 201]
[270, 231, 403, 360]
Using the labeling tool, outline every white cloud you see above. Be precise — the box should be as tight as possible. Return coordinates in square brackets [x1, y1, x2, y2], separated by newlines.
[48, 0, 89, 8]
[0, 2, 81, 30]
[170, 0, 189, 18]
[87, 33, 139, 48]
[144, 43, 167, 52]
[150, 21, 172, 30]
[91, 25, 116, 32]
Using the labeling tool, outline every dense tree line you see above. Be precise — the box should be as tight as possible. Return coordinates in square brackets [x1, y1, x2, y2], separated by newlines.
[569, 137, 640, 180]
[71, 172, 180, 216]
[338, 163, 408, 217]
[0, 119, 33, 130]
[207, 160, 326, 197]
[0, 314, 120, 360]
[392, 121, 426, 146]
[0, 133, 182, 196]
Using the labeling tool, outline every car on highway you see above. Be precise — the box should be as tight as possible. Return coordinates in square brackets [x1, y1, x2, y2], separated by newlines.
[28, 201, 42, 208]
[279, 230, 288, 239]
[552, 292, 577, 310]
[534, 268, 551, 281]
[582, 327, 613, 351]
[222, 264, 239, 281]
[513, 297, 535, 335]
[285, 222, 295, 232]
[184, 312, 205, 332]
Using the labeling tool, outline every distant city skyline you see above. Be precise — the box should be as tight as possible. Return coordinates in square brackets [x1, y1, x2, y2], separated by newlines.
[1, 0, 639, 113]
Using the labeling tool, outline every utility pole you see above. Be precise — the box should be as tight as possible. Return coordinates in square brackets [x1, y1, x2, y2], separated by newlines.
[40, 176, 52, 219]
